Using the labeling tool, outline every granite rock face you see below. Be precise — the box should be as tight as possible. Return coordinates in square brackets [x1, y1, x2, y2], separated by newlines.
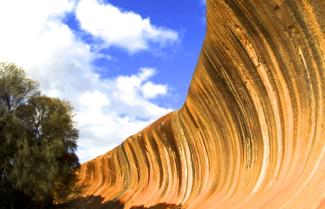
[75, 1, 325, 208]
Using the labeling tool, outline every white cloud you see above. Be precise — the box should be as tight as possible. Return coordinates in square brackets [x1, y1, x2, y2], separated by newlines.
[75, 0, 179, 53]
[141, 82, 168, 99]
[76, 68, 172, 161]
[0, 0, 174, 162]
[115, 68, 168, 103]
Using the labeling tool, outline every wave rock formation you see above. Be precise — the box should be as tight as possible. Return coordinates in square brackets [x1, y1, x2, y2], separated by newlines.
[74, 0, 325, 208]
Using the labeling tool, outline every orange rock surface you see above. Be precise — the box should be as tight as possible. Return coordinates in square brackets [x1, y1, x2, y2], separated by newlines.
[74, 0, 325, 208]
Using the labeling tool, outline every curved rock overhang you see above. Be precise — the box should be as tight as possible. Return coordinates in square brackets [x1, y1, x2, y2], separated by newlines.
[74, 1, 325, 208]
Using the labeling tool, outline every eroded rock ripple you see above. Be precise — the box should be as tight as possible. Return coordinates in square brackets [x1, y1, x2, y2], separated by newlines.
[75, 1, 325, 208]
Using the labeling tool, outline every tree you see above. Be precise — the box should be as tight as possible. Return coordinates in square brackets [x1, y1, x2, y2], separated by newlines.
[0, 63, 79, 209]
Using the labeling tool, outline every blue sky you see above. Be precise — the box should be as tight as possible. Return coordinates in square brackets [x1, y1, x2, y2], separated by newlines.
[65, 0, 206, 108]
[0, 0, 206, 162]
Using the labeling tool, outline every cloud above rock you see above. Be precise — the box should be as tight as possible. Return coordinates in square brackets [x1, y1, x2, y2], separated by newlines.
[75, 0, 178, 53]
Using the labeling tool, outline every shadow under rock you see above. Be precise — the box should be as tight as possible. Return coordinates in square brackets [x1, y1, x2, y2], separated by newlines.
[61, 196, 181, 209]
[60, 196, 124, 209]
[130, 203, 181, 209]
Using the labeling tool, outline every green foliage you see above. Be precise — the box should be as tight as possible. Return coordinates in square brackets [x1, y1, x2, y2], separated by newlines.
[0, 62, 39, 113]
[0, 63, 79, 209]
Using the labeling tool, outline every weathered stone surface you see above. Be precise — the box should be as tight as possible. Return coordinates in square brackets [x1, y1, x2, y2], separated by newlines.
[75, 1, 325, 208]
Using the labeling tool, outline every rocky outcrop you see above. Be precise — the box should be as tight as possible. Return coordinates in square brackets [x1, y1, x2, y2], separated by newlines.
[74, 1, 325, 208]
